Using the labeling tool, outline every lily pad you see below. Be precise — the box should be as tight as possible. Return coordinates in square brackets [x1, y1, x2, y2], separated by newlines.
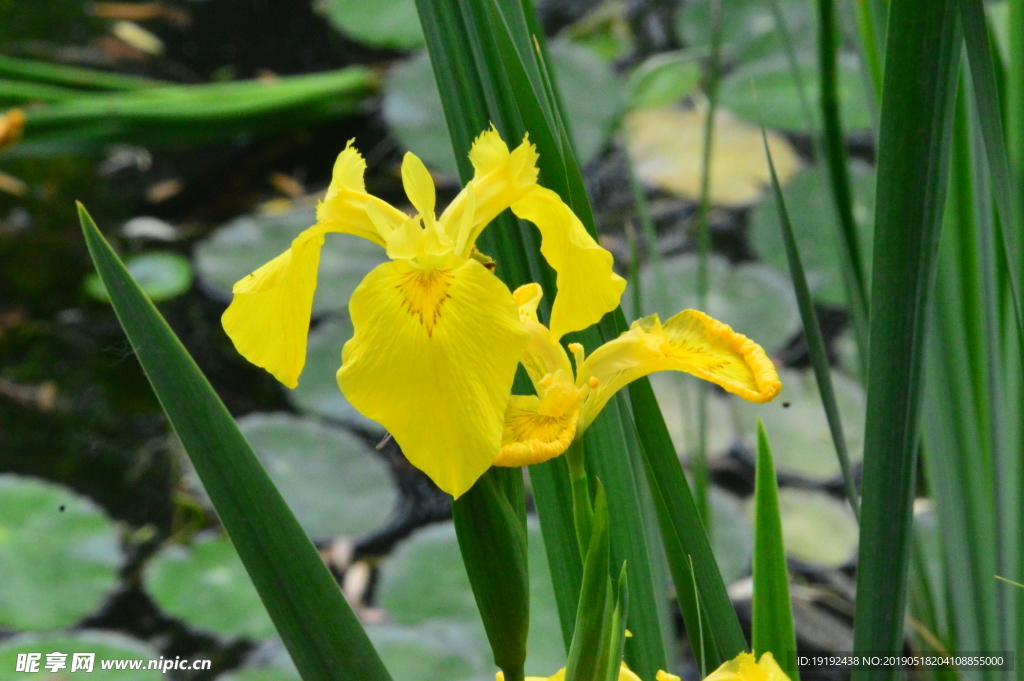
[709, 489, 754, 584]
[384, 41, 621, 175]
[747, 488, 858, 567]
[85, 251, 192, 303]
[0, 475, 121, 631]
[750, 163, 876, 307]
[677, 0, 815, 66]
[144, 535, 276, 639]
[735, 368, 865, 481]
[0, 631, 162, 681]
[193, 207, 386, 314]
[237, 412, 396, 539]
[316, 0, 423, 49]
[288, 316, 383, 432]
[634, 253, 801, 353]
[647, 372, 736, 458]
[623, 104, 801, 207]
[720, 55, 872, 133]
[377, 521, 564, 676]
[627, 51, 703, 109]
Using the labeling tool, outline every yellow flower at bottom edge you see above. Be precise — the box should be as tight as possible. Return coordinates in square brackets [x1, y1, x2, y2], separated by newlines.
[221, 127, 625, 498]
[703, 651, 790, 681]
[492, 284, 782, 466]
[496, 662, 679, 681]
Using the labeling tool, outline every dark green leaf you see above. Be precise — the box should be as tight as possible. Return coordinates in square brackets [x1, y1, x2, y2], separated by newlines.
[78, 204, 391, 681]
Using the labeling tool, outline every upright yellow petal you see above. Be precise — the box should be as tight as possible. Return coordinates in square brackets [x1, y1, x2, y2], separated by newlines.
[510, 186, 625, 338]
[221, 225, 327, 389]
[440, 128, 540, 254]
[577, 310, 781, 430]
[400, 152, 436, 217]
[337, 258, 528, 498]
[512, 284, 573, 389]
[317, 141, 409, 247]
[703, 652, 788, 681]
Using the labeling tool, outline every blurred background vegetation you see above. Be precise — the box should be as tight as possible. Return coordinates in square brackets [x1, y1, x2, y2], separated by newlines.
[0, 0, 977, 679]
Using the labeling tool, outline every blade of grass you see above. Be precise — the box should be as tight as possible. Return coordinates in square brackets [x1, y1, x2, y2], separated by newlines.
[758, 117, 859, 517]
[751, 420, 798, 680]
[816, 0, 870, 364]
[78, 205, 391, 681]
[852, 1, 962, 677]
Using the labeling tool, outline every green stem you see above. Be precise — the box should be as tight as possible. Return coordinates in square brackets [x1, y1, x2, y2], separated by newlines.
[565, 439, 594, 557]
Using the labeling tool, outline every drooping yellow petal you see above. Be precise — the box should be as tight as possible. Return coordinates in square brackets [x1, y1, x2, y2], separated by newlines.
[316, 141, 410, 247]
[577, 310, 781, 430]
[221, 225, 330, 389]
[511, 186, 626, 338]
[512, 283, 573, 389]
[493, 394, 581, 467]
[337, 258, 528, 498]
[440, 127, 540, 254]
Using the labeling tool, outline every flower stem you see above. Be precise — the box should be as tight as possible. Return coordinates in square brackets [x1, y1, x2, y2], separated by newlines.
[565, 439, 593, 556]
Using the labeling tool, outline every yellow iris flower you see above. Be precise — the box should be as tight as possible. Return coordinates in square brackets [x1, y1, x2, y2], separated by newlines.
[493, 284, 781, 466]
[496, 663, 680, 681]
[703, 651, 790, 681]
[222, 127, 625, 498]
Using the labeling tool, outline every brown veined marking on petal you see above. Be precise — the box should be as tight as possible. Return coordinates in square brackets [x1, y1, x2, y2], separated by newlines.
[493, 400, 580, 466]
[395, 267, 454, 336]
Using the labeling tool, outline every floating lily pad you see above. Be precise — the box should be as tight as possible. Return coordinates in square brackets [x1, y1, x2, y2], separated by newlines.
[747, 488, 858, 567]
[384, 42, 621, 175]
[0, 475, 121, 631]
[647, 372, 736, 458]
[288, 316, 383, 432]
[193, 207, 386, 314]
[627, 51, 703, 109]
[237, 412, 396, 539]
[709, 489, 754, 584]
[316, 0, 423, 49]
[367, 622, 494, 681]
[85, 251, 192, 303]
[623, 104, 801, 207]
[145, 535, 276, 639]
[750, 163, 875, 307]
[377, 521, 564, 676]
[677, 0, 815, 66]
[735, 368, 864, 481]
[720, 55, 872, 133]
[0, 631, 162, 681]
[635, 253, 800, 353]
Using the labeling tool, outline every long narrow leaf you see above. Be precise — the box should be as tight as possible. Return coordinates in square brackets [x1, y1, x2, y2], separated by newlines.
[760, 122, 859, 517]
[78, 205, 391, 681]
[751, 420, 798, 681]
[852, 1, 961, 678]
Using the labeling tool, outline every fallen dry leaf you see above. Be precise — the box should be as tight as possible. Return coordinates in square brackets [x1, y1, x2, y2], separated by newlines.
[624, 102, 801, 207]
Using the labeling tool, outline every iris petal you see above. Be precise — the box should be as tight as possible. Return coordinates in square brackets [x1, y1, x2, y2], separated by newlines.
[511, 186, 626, 338]
[317, 141, 409, 246]
[578, 310, 781, 429]
[337, 258, 529, 498]
[222, 225, 328, 389]
[493, 395, 580, 466]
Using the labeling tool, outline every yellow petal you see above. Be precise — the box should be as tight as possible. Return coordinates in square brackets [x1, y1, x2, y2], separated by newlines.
[578, 310, 781, 430]
[221, 224, 327, 389]
[511, 186, 626, 338]
[317, 141, 410, 247]
[493, 395, 580, 467]
[512, 284, 573, 389]
[401, 151, 436, 218]
[657, 672, 683, 681]
[439, 127, 540, 254]
[337, 258, 528, 498]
